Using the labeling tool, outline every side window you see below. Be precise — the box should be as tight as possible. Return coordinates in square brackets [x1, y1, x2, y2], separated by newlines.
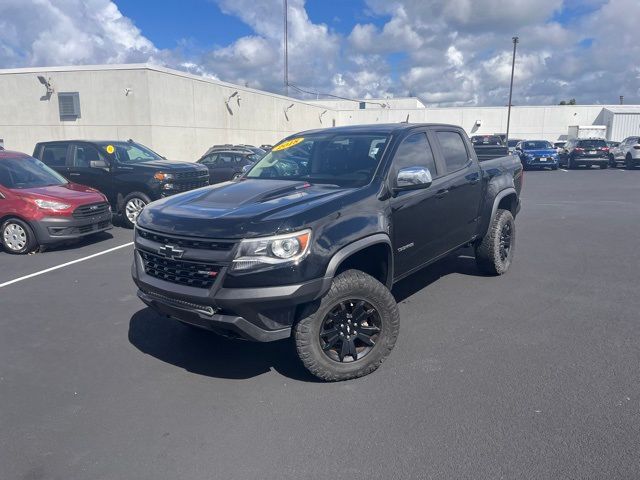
[216, 154, 234, 166]
[74, 144, 102, 167]
[435, 131, 469, 173]
[200, 154, 217, 165]
[393, 133, 437, 175]
[41, 144, 69, 167]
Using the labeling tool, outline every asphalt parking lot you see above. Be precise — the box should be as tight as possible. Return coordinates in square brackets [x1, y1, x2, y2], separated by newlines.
[1, 168, 639, 479]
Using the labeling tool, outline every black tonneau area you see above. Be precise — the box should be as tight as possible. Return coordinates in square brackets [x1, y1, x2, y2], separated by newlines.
[474, 145, 510, 162]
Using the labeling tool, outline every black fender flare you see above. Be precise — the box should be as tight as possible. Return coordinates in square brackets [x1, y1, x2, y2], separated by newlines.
[490, 187, 518, 223]
[317, 233, 394, 297]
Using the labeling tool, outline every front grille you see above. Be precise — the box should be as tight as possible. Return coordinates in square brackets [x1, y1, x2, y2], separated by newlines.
[140, 289, 218, 316]
[73, 202, 110, 218]
[77, 220, 110, 234]
[175, 170, 209, 180]
[172, 180, 209, 192]
[49, 220, 111, 236]
[137, 228, 235, 251]
[140, 250, 221, 288]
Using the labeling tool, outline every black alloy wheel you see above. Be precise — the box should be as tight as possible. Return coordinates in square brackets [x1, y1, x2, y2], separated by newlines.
[319, 299, 381, 363]
[499, 222, 512, 262]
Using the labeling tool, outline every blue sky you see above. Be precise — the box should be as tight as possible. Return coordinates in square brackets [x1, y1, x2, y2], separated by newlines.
[0, 0, 638, 105]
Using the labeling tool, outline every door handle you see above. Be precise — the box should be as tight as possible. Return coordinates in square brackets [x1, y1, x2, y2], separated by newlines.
[436, 188, 449, 199]
[69, 173, 81, 176]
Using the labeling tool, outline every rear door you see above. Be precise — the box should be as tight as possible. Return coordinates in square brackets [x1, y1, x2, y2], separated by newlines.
[431, 128, 483, 248]
[210, 153, 236, 183]
[39, 142, 72, 177]
[67, 142, 114, 201]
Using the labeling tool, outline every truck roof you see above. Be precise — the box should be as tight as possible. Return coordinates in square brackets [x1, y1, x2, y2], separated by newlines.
[295, 123, 462, 136]
[0, 150, 29, 159]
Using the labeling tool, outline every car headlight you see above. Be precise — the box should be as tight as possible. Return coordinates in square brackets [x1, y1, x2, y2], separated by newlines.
[153, 172, 174, 181]
[33, 199, 71, 211]
[232, 229, 311, 271]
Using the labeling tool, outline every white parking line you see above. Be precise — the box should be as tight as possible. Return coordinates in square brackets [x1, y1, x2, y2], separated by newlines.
[0, 242, 134, 289]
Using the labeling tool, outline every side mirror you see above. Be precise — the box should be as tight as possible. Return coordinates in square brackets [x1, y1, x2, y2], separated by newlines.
[241, 164, 252, 174]
[90, 160, 109, 169]
[395, 166, 432, 192]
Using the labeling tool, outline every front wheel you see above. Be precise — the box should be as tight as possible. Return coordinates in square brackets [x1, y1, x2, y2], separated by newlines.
[475, 209, 515, 275]
[600, 163, 608, 169]
[121, 192, 151, 228]
[294, 270, 399, 381]
[1, 218, 38, 254]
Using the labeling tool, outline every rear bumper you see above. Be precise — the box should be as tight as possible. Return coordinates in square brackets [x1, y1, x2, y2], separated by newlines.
[524, 157, 558, 167]
[31, 212, 113, 244]
[131, 249, 327, 342]
[572, 156, 608, 163]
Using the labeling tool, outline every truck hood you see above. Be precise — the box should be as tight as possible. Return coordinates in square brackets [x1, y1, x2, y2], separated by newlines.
[130, 159, 207, 172]
[137, 179, 353, 238]
[522, 149, 557, 156]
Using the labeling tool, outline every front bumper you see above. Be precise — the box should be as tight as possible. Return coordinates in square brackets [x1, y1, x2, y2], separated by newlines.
[523, 156, 558, 167]
[31, 212, 113, 244]
[131, 249, 327, 342]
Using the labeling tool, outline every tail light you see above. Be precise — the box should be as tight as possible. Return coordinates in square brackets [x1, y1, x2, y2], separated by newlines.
[602, 147, 609, 152]
[574, 147, 584, 152]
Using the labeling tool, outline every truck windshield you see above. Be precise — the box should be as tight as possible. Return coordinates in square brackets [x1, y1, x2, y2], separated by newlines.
[523, 141, 553, 149]
[245, 133, 389, 187]
[0, 156, 68, 189]
[97, 142, 164, 163]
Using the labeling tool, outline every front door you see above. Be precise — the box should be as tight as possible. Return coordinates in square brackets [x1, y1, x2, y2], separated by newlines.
[390, 132, 448, 277]
[68, 143, 114, 203]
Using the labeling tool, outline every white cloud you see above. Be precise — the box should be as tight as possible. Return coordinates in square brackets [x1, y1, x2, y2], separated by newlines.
[0, 0, 639, 105]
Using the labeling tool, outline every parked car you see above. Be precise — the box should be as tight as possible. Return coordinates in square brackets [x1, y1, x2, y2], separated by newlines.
[260, 144, 273, 152]
[237, 145, 267, 157]
[33, 140, 209, 228]
[0, 151, 112, 254]
[202, 144, 266, 159]
[553, 141, 566, 154]
[558, 138, 609, 169]
[132, 123, 523, 381]
[515, 140, 559, 170]
[507, 139, 522, 154]
[608, 136, 640, 169]
[606, 141, 620, 149]
[196, 150, 259, 183]
[471, 135, 504, 146]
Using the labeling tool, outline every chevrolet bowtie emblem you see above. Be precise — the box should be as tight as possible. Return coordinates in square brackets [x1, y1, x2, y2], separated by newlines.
[158, 244, 184, 259]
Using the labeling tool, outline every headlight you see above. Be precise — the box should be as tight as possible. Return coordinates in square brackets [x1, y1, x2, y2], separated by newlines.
[232, 229, 311, 271]
[153, 172, 174, 181]
[33, 199, 71, 211]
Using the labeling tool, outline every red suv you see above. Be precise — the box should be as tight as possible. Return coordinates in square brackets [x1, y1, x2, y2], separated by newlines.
[0, 150, 113, 254]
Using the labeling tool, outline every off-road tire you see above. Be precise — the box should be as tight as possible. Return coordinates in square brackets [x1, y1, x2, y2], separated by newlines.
[1, 218, 38, 254]
[475, 209, 515, 275]
[294, 270, 399, 381]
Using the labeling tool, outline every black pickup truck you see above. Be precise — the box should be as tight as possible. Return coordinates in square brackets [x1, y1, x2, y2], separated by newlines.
[132, 124, 523, 381]
[33, 140, 209, 227]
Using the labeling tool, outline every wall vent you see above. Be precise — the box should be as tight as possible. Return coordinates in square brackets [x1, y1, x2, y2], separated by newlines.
[58, 92, 81, 120]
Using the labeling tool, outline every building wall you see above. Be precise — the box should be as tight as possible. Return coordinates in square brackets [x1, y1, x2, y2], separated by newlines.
[335, 105, 613, 141]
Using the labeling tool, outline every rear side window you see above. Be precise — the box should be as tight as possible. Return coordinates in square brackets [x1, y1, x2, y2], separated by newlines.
[436, 131, 469, 173]
[73, 144, 102, 167]
[393, 133, 437, 175]
[577, 140, 606, 148]
[41, 144, 68, 167]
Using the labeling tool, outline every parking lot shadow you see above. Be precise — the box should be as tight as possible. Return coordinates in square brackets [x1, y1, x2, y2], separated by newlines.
[392, 250, 484, 303]
[128, 307, 319, 382]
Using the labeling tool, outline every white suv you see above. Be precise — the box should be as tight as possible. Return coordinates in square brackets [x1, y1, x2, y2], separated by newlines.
[609, 136, 640, 169]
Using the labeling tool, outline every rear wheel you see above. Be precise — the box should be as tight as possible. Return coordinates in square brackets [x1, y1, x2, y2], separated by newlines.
[626, 154, 636, 170]
[600, 163, 608, 169]
[294, 270, 399, 381]
[475, 209, 515, 275]
[609, 155, 616, 168]
[1, 218, 38, 254]
[122, 192, 151, 228]
[568, 157, 576, 169]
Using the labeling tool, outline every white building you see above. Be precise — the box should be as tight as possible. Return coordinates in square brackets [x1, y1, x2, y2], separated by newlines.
[1, 64, 639, 160]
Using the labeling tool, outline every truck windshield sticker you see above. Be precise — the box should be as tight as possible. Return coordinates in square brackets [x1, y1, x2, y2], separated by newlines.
[272, 137, 304, 152]
[105, 145, 115, 154]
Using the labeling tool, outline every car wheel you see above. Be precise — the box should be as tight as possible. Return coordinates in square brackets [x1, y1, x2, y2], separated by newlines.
[122, 192, 151, 228]
[626, 154, 635, 170]
[551, 164, 558, 170]
[1, 218, 38, 254]
[599, 163, 608, 169]
[475, 208, 515, 275]
[294, 269, 399, 381]
[609, 155, 616, 168]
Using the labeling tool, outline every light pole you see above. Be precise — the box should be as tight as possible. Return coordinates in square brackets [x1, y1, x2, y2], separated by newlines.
[283, 0, 289, 97]
[505, 36, 519, 143]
